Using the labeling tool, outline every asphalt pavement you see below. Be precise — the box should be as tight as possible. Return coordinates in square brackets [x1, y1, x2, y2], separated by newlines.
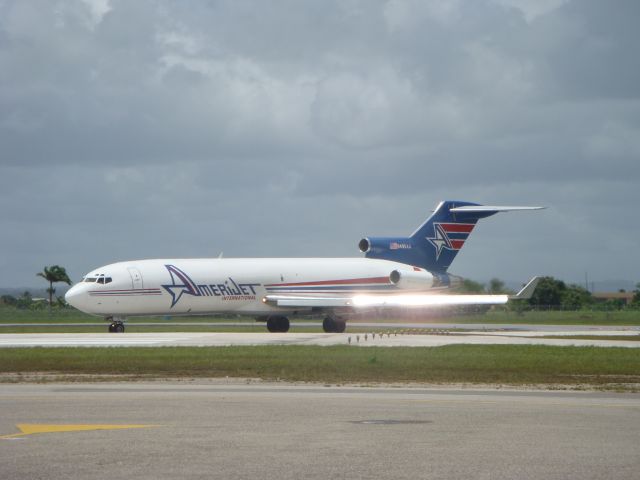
[0, 330, 639, 348]
[1, 382, 639, 479]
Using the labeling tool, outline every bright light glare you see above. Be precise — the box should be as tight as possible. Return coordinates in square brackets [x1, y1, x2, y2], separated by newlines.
[351, 294, 509, 308]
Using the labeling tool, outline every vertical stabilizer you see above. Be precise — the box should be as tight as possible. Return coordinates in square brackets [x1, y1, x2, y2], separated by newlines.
[361, 200, 544, 272]
[409, 201, 497, 272]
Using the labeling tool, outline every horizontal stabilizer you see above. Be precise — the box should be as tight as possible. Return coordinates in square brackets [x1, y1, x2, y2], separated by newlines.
[450, 206, 545, 213]
[509, 276, 542, 300]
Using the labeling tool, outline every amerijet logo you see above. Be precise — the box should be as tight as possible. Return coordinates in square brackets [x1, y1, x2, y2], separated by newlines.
[427, 223, 475, 260]
[162, 264, 261, 308]
[162, 265, 201, 308]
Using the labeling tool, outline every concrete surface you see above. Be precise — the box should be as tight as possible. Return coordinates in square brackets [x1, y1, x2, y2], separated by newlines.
[2, 321, 639, 332]
[1, 382, 639, 479]
[0, 331, 639, 348]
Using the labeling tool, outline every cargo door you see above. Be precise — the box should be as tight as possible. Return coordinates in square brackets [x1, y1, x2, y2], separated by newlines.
[127, 266, 144, 289]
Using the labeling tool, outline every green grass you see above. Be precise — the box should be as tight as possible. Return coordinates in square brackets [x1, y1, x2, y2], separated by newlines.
[0, 325, 326, 333]
[443, 309, 640, 325]
[1, 345, 639, 389]
[1, 305, 638, 334]
[0, 305, 252, 324]
[369, 309, 640, 325]
[1, 304, 639, 326]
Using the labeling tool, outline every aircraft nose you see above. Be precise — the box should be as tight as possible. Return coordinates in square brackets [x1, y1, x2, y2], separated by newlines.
[65, 284, 87, 310]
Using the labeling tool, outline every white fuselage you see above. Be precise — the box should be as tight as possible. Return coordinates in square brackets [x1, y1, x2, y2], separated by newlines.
[65, 258, 436, 318]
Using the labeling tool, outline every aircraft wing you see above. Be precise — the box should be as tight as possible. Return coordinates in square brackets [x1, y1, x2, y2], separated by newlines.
[509, 276, 542, 300]
[263, 276, 541, 309]
[263, 293, 510, 309]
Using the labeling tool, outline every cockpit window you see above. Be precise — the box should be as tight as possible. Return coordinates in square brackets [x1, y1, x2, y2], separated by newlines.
[85, 273, 111, 284]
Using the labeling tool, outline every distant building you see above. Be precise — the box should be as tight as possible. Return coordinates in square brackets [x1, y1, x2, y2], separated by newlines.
[591, 292, 635, 305]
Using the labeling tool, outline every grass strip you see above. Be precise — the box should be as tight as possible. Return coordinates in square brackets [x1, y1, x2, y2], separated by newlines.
[2, 306, 640, 325]
[0, 325, 304, 334]
[1, 345, 639, 387]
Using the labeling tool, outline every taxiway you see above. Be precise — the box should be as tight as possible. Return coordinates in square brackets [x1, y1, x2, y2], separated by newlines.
[0, 330, 638, 348]
[1, 382, 639, 479]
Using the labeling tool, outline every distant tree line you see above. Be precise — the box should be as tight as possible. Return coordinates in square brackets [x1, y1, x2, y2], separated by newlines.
[37, 265, 72, 307]
[458, 276, 640, 310]
[1, 269, 639, 311]
[0, 265, 72, 310]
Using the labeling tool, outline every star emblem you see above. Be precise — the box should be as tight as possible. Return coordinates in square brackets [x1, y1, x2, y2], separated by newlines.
[161, 265, 200, 308]
[426, 223, 453, 260]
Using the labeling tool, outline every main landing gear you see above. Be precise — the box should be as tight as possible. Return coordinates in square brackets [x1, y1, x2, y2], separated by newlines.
[261, 315, 346, 333]
[106, 316, 126, 333]
[322, 316, 346, 333]
[266, 316, 290, 333]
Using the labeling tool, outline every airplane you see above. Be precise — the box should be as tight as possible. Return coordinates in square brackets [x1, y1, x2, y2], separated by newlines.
[65, 200, 544, 333]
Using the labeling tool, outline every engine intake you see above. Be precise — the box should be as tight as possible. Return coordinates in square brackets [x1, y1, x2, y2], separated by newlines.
[358, 238, 371, 253]
[389, 269, 434, 290]
[358, 236, 418, 268]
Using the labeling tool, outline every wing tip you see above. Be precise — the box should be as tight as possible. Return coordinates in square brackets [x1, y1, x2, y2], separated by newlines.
[510, 276, 542, 300]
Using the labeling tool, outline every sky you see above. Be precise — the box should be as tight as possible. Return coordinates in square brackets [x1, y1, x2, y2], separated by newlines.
[0, 0, 639, 290]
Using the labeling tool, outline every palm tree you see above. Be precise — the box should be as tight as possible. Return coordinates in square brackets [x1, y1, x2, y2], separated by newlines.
[37, 265, 72, 307]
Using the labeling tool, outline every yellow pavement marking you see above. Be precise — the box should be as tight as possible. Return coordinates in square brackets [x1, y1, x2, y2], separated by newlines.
[0, 423, 159, 439]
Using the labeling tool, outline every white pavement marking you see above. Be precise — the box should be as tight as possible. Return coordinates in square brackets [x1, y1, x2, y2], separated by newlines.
[0, 332, 639, 348]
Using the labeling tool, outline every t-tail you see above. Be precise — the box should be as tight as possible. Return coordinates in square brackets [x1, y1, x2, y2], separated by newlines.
[359, 200, 544, 273]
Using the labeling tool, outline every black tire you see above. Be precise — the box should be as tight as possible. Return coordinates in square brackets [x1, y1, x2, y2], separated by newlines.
[323, 317, 346, 333]
[277, 316, 290, 332]
[267, 317, 278, 332]
[267, 316, 289, 333]
[322, 317, 335, 333]
[108, 323, 115, 333]
[115, 323, 125, 333]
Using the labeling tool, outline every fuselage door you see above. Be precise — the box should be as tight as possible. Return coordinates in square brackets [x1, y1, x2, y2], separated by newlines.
[127, 267, 144, 289]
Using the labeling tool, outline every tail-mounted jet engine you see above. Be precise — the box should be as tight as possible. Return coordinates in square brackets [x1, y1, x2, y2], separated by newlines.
[389, 269, 434, 289]
[358, 236, 419, 268]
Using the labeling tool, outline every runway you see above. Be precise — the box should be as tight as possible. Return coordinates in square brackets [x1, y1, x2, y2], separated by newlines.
[0, 330, 639, 348]
[3, 321, 640, 332]
[1, 382, 639, 479]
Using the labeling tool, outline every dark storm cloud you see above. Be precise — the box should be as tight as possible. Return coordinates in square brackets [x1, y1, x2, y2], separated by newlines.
[0, 0, 638, 287]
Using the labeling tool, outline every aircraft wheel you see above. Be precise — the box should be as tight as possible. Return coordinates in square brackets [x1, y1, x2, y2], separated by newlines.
[267, 316, 289, 333]
[108, 323, 115, 333]
[322, 317, 335, 333]
[114, 323, 125, 333]
[278, 317, 290, 332]
[323, 317, 346, 333]
[267, 317, 278, 332]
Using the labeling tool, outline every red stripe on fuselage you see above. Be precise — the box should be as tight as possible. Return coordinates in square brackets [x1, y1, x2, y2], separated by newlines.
[88, 289, 161, 294]
[440, 223, 475, 233]
[265, 277, 390, 287]
[450, 240, 465, 249]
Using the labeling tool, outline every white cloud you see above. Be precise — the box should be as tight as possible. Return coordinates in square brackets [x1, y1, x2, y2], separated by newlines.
[491, 0, 569, 22]
[79, 0, 112, 28]
[585, 120, 640, 159]
[384, 0, 461, 31]
[0, 0, 638, 286]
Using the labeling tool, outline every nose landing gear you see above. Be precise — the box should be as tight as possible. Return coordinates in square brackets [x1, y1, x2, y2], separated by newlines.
[106, 316, 126, 333]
